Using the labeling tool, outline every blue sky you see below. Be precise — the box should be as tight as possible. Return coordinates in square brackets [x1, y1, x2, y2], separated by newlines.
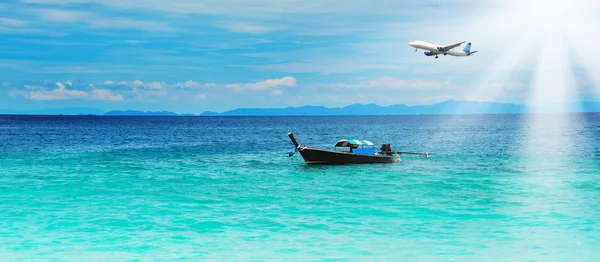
[1, 0, 599, 113]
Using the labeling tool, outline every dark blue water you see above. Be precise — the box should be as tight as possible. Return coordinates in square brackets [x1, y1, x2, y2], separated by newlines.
[1, 114, 599, 260]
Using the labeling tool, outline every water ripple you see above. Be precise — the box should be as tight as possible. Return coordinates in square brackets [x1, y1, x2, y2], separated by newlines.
[1, 115, 599, 260]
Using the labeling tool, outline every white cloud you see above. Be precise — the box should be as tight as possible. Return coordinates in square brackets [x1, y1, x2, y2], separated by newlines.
[365, 77, 407, 88]
[193, 93, 207, 100]
[491, 81, 525, 90]
[25, 82, 88, 100]
[146, 82, 164, 90]
[131, 80, 144, 88]
[411, 80, 451, 88]
[144, 90, 168, 97]
[0, 18, 28, 27]
[104, 80, 114, 85]
[127, 86, 168, 102]
[291, 41, 319, 45]
[90, 85, 124, 101]
[126, 80, 164, 90]
[123, 40, 143, 44]
[0, 27, 45, 35]
[462, 81, 529, 103]
[226, 76, 296, 90]
[271, 90, 283, 96]
[360, 77, 449, 90]
[20, 0, 458, 16]
[56, 82, 74, 90]
[21, 82, 125, 102]
[24, 85, 44, 90]
[225, 84, 241, 89]
[217, 21, 281, 34]
[257, 62, 404, 74]
[36, 8, 177, 32]
[37, 9, 85, 23]
[178, 80, 200, 88]
[87, 19, 177, 32]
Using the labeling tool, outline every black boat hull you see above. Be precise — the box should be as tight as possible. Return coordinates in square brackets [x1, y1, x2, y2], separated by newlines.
[298, 147, 393, 165]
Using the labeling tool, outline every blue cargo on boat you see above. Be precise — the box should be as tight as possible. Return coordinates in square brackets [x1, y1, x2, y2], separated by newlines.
[352, 148, 375, 155]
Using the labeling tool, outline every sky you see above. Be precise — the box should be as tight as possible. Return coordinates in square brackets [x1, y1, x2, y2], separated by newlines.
[1, 0, 599, 114]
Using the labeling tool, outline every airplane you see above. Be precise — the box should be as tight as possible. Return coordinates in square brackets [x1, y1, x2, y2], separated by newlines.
[409, 40, 478, 59]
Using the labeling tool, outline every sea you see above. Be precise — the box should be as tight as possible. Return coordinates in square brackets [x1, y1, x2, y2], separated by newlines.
[1, 114, 599, 261]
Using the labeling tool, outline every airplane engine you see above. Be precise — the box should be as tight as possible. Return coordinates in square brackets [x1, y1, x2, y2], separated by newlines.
[424, 51, 435, 56]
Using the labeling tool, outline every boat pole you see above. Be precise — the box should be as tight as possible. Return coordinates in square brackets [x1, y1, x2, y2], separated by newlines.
[288, 132, 300, 148]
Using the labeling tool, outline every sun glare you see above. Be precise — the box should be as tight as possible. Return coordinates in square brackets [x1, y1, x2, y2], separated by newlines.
[458, 0, 600, 165]
[470, 0, 599, 107]
[518, 0, 596, 174]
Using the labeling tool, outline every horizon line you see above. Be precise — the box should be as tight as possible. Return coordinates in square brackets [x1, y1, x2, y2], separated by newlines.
[2, 99, 600, 116]
[3, 112, 600, 117]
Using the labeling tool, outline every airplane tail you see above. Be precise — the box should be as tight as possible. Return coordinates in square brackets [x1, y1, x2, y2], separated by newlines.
[463, 42, 472, 53]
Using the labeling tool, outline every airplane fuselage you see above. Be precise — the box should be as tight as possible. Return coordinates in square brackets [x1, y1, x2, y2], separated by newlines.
[409, 40, 474, 57]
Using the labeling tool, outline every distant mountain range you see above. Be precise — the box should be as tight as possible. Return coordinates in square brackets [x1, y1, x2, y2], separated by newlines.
[103, 110, 198, 116]
[0, 107, 105, 115]
[0, 108, 193, 116]
[200, 100, 600, 116]
[2, 100, 600, 116]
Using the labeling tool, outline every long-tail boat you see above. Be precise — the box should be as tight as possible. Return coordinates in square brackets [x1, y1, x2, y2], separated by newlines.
[287, 132, 427, 165]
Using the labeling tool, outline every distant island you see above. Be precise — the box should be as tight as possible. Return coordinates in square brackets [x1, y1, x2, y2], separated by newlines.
[0, 107, 105, 115]
[200, 100, 600, 116]
[2, 100, 600, 116]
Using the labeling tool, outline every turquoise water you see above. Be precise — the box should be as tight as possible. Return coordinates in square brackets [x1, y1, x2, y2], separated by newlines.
[1, 115, 599, 261]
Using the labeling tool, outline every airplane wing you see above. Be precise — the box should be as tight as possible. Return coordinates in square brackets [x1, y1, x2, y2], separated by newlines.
[439, 41, 466, 51]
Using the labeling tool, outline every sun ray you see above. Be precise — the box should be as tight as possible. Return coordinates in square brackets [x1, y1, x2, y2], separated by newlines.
[521, 0, 586, 159]
[565, 1, 600, 103]
[442, 0, 597, 164]
[461, 38, 535, 106]
[528, 36, 578, 110]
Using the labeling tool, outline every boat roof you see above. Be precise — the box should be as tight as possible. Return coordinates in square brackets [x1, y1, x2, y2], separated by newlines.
[335, 139, 374, 147]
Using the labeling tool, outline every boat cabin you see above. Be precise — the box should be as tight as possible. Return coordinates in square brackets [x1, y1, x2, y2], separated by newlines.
[334, 139, 376, 155]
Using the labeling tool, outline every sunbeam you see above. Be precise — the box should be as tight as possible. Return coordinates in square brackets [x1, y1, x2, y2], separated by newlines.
[529, 36, 577, 110]
[522, 0, 591, 160]
[503, 2, 600, 249]
[520, 0, 598, 109]
[455, 0, 598, 109]
[418, 0, 598, 157]
[461, 38, 535, 107]
[566, 1, 600, 103]
[434, 0, 600, 185]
